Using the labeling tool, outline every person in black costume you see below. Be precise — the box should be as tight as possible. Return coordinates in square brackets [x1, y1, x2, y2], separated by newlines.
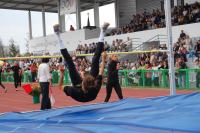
[104, 54, 123, 102]
[56, 23, 109, 102]
[10, 62, 21, 91]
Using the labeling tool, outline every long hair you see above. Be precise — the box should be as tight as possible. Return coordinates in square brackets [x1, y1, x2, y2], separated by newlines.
[82, 74, 95, 93]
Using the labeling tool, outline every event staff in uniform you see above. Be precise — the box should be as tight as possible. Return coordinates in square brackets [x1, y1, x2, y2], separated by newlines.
[104, 54, 123, 102]
[56, 23, 109, 102]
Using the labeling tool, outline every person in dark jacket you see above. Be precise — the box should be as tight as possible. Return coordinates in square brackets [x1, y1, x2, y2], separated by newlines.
[0, 67, 7, 93]
[104, 54, 123, 102]
[56, 22, 109, 102]
[10, 62, 21, 91]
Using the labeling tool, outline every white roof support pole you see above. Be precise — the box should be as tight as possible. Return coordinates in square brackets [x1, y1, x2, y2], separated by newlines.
[60, 15, 66, 32]
[57, 0, 65, 32]
[114, 0, 119, 27]
[94, 1, 100, 27]
[28, 10, 33, 39]
[76, 0, 81, 29]
[164, 0, 176, 95]
[174, 0, 178, 6]
[42, 7, 46, 37]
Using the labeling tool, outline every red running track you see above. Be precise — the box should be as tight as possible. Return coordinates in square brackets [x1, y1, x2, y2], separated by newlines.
[0, 83, 195, 113]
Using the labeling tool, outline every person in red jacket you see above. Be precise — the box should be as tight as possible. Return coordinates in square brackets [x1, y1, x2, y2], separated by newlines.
[30, 62, 38, 82]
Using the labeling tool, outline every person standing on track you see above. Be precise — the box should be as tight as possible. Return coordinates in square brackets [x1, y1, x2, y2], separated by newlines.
[37, 58, 52, 110]
[104, 54, 123, 102]
[10, 62, 21, 91]
[0, 67, 7, 93]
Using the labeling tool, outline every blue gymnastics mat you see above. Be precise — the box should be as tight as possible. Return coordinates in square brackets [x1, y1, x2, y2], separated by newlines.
[0, 92, 200, 133]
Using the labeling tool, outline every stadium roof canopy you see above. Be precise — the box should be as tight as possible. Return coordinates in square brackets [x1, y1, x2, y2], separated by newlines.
[0, 0, 114, 13]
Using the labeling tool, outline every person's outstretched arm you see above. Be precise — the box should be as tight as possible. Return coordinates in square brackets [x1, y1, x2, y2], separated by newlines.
[95, 51, 107, 94]
[99, 52, 107, 76]
[58, 65, 65, 90]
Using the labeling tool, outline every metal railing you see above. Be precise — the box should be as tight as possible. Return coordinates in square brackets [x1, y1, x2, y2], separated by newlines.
[2, 69, 200, 89]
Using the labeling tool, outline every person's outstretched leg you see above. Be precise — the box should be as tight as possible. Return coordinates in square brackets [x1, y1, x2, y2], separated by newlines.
[14, 75, 18, 90]
[56, 31, 82, 86]
[104, 83, 113, 102]
[114, 82, 123, 100]
[90, 22, 109, 78]
[0, 76, 7, 92]
[0, 83, 7, 92]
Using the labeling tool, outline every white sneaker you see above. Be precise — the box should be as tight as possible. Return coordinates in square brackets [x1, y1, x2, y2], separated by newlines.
[53, 24, 61, 35]
[102, 22, 110, 32]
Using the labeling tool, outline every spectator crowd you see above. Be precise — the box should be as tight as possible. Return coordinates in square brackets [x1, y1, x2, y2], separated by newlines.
[108, 2, 200, 36]
[76, 38, 130, 54]
[0, 30, 200, 89]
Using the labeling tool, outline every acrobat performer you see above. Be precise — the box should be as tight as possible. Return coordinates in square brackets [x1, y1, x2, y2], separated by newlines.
[55, 23, 109, 102]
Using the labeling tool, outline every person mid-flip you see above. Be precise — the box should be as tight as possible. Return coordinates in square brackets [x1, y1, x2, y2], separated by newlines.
[55, 23, 109, 102]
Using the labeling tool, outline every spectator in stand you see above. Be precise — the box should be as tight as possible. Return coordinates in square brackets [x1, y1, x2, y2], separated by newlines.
[176, 57, 187, 88]
[184, 35, 192, 51]
[180, 30, 186, 39]
[104, 41, 110, 52]
[30, 62, 38, 82]
[70, 25, 75, 31]
[84, 44, 89, 54]
[158, 61, 168, 69]
[145, 62, 152, 86]
[152, 62, 159, 86]
[195, 59, 200, 88]
[195, 40, 200, 59]
[159, 44, 167, 50]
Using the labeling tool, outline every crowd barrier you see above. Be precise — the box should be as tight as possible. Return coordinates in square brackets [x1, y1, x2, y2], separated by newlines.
[1, 69, 200, 89]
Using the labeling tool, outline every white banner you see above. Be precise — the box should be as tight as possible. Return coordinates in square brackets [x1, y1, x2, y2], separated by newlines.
[60, 0, 76, 15]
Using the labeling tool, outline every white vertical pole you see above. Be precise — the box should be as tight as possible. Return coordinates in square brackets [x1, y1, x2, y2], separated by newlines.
[94, 1, 100, 27]
[57, 0, 60, 26]
[174, 0, 178, 6]
[28, 10, 33, 39]
[115, 0, 119, 27]
[42, 7, 46, 37]
[164, 0, 176, 95]
[60, 15, 66, 32]
[76, 0, 81, 29]
[57, 0, 66, 32]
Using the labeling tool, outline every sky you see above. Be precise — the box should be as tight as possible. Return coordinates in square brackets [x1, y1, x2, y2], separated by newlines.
[0, 3, 115, 54]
